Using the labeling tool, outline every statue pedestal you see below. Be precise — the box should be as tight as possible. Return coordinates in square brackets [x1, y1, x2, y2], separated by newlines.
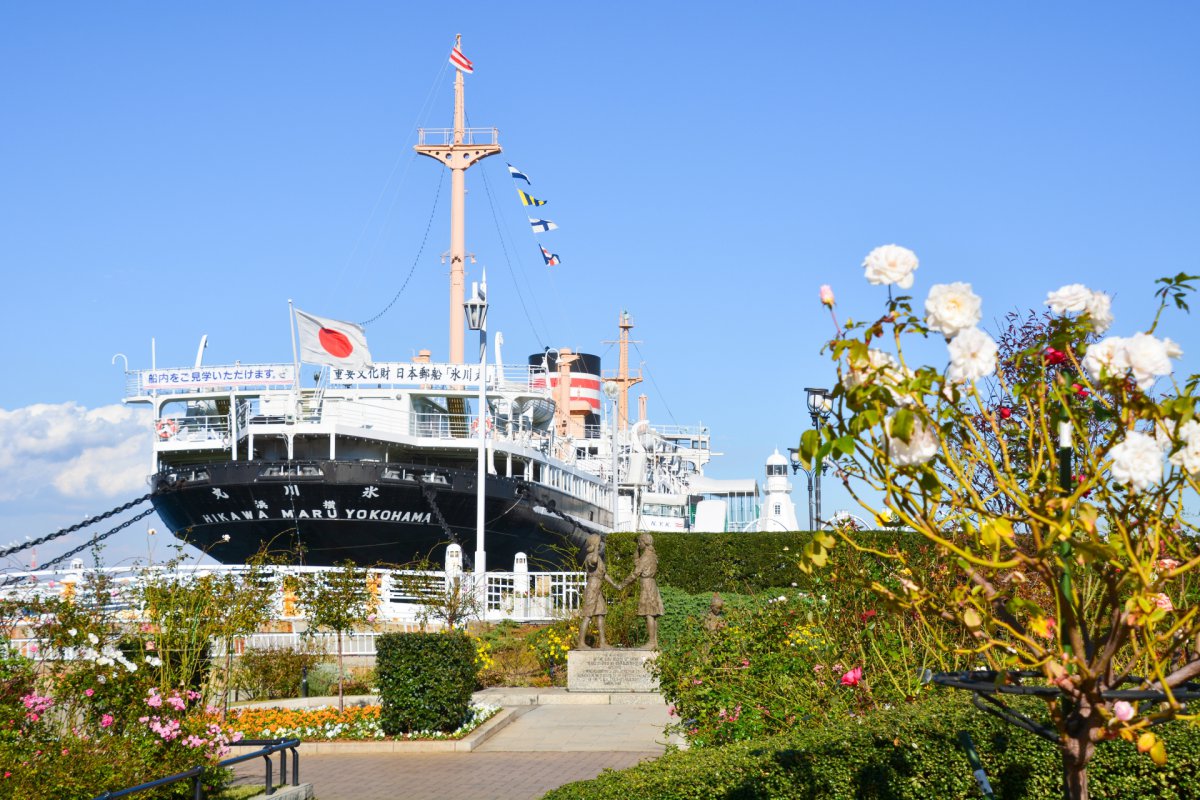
[567, 649, 658, 692]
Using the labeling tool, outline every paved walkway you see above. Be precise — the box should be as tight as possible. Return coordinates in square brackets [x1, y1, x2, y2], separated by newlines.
[232, 693, 673, 799]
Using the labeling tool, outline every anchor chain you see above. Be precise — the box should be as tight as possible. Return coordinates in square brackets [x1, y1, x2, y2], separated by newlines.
[414, 477, 467, 564]
[0, 494, 152, 560]
[2, 508, 157, 587]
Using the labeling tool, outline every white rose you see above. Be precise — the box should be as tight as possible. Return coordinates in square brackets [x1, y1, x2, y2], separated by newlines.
[841, 348, 898, 390]
[1163, 337, 1184, 359]
[1045, 284, 1093, 314]
[842, 348, 915, 405]
[1165, 420, 1200, 475]
[1108, 430, 1162, 493]
[924, 282, 982, 337]
[947, 327, 998, 383]
[886, 417, 939, 467]
[1082, 337, 1129, 383]
[862, 244, 919, 289]
[1124, 332, 1175, 391]
[1085, 291, 1113, 334]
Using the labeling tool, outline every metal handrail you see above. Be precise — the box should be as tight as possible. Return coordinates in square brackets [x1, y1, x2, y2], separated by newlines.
[416, 126, 499, 146]
[91, 737, 301, 800]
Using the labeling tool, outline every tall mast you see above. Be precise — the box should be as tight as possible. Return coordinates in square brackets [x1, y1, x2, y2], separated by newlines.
[603, 311, 643, 432]
[415, 34, 501, 363]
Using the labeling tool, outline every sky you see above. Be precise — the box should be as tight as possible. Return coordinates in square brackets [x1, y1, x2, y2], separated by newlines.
[2, 2, 1199, 569]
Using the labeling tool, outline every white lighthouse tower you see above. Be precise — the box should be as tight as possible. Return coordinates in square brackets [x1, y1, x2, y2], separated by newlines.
[758, 449, 800, 531]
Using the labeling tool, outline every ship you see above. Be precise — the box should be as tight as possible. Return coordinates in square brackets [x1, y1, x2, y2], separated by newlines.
[120, 38, 760, 570]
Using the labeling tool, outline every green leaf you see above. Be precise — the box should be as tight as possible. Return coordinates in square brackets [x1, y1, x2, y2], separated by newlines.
[890, 408, 914, 443]
[797, 429, 820, 469]
[834, 435, 857, 457]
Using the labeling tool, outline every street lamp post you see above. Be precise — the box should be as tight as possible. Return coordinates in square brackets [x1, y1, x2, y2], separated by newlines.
[786, 449, 818, 531]
[789, 387, 832, 529]
[463, 277, 489, 596]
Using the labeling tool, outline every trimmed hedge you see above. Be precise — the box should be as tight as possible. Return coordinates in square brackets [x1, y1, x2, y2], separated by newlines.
[605, 530, 948, 595]
[376, 632, 476, 734]
[543, 692, 1200, 799]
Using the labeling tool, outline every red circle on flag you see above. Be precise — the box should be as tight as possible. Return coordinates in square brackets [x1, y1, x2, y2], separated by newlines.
[319, 328, 354, 358]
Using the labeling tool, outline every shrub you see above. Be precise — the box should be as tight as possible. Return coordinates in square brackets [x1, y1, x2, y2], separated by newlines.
[526, 618, 577, 681]
[232, 644, 325, 700]
[376, 632, 476, 734]
[476, 623, 545, 687]
[543, 692, 1200, 799]
[300, 662, 374, 697]
[604, 530, 956, 596]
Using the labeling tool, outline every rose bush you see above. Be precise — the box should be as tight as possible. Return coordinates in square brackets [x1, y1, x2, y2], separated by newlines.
[801, 250, 1200, 798]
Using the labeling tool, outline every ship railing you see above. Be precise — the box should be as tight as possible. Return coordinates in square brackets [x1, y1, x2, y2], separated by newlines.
[653, 424, 711, 439]
[153, 414, 230, 445]
[410, 411, 552, 445]
[124, 363, 298, 399]
[416, 127, 499, 146]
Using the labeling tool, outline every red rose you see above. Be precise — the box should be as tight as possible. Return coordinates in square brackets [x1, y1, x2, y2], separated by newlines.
[1044, 347, 1068, 366]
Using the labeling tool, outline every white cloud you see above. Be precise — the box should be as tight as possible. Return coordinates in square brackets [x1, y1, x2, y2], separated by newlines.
[0, 402, 152, 502]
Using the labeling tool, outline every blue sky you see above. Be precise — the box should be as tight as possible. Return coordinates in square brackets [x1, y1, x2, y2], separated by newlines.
[2, 3, 1198, 567]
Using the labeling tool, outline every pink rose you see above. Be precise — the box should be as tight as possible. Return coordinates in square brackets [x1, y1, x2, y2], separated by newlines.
[841, 666, 863, 687]
[1113, 701, 1134, 722]
[1154, 593, 1175, 612]
[100, 714, 114, 728]
[819, 285, 835, 308]
[84, 689, 94, 697]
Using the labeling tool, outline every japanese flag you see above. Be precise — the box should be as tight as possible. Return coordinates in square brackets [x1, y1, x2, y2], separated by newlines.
[295, 308, 373, 369]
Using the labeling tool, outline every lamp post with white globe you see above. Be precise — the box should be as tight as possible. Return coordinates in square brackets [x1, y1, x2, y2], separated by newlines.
[463, 276, 488, 586]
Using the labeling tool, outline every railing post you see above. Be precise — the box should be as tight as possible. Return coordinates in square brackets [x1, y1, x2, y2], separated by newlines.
[291, 745, 300, 785]
[263, 753, 274, 796]
[192, 768, 203, 800]
[279, 746, 287, 785]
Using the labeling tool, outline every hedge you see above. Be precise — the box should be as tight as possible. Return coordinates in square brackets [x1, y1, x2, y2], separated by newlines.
[604, 530, 949, 595]
[376, 632, 476, 734]
[543, 692, 1200, 799]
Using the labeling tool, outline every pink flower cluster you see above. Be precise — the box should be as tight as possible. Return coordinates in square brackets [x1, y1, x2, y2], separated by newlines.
[21, 693, 54, 723]
[717, 704, 743, 723]
[140, 715, 182, 741]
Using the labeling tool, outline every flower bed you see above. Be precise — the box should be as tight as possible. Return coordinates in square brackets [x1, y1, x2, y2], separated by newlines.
[226, 702, 500, 741]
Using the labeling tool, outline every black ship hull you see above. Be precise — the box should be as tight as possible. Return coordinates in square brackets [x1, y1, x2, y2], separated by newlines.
[151, 460, 606, 569]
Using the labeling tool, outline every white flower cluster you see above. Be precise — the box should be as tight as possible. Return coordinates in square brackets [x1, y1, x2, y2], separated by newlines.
[1106, 416, 1200, 494]
[1157, 419, 1200, 476]
[1045, 284, 1114, 333]
[842, 348, 903, 390]
[1108, 431, 1163, 493]
[1083, 332, 1182, 391]
[862, 244, 919, 289]
[947, 327, 998, 383]
[885, 417, 939, 467]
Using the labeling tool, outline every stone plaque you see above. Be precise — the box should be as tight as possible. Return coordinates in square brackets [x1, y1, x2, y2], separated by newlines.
[567, 649, 658, 692]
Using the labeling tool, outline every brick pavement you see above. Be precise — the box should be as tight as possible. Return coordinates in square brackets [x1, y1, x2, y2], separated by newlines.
[236, 750, 657, 800]
[231, 697, 674, 799]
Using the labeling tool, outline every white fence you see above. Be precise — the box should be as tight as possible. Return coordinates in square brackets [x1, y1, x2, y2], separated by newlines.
[0, 562, 585, 627]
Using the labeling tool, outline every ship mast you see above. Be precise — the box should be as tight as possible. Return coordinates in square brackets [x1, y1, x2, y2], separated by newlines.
[603, 311, 643, 432]
[415, 35, 502, 363]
